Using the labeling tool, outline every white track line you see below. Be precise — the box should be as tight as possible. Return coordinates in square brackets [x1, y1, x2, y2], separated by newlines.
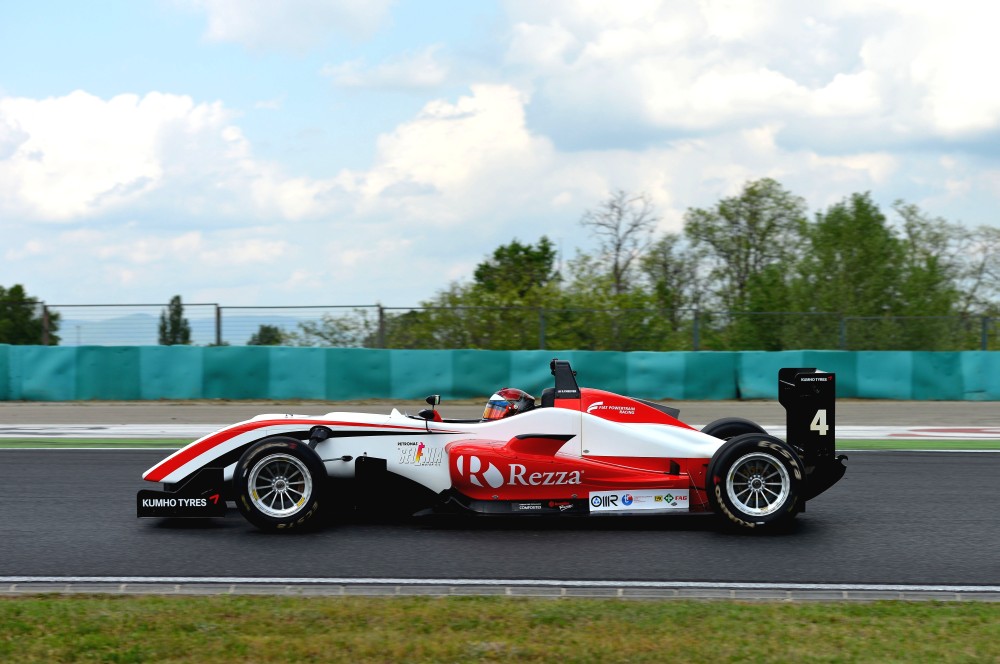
[1, 576, 998, 594]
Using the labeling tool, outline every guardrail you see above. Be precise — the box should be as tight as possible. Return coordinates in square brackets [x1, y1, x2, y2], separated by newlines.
[1, 347, 997, 401]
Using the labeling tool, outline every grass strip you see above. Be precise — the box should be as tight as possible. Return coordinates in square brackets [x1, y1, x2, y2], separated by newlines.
[2, 437, 999, 451]
[0, 595, 997, 663]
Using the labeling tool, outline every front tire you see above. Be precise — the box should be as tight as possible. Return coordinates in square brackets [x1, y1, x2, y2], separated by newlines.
[234, 437, 326, 532]
[707, 433, 803, 530]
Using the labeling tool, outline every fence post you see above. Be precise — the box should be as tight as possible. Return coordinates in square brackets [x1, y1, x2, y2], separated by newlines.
[214, 305, 222, 346]
[839, 316, 847, 350]
[983, 316, 990, 351]
[42, 304, 50, 346]
[377, 305, 386, 349]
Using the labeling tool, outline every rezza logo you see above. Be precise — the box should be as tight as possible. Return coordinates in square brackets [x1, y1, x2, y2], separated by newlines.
[455, 455, 504, 489]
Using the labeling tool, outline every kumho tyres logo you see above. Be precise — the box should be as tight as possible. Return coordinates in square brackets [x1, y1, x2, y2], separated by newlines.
[586, 401, 636, 416]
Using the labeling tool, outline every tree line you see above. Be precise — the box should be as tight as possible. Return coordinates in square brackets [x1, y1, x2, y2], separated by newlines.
[281, 178, 998, 351]
[3, 178, 997, 350]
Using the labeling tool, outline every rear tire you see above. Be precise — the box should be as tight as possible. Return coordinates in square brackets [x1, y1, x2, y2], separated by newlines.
[707, 433, 803, 530]
[701, 417, 767, 440]
[234, 437, 326, 532]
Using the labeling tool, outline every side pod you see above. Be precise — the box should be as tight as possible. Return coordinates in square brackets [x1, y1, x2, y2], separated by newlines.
[778, 368, 847, 501]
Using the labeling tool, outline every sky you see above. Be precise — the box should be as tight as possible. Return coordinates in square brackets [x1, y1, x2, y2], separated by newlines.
[2, 0, 999, 307]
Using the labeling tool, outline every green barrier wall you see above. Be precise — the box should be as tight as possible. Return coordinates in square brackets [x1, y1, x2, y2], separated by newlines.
[0, 346, 997, 401]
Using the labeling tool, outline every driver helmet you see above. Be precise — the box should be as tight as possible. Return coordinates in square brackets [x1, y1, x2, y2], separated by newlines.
[482, 388, 536, 421]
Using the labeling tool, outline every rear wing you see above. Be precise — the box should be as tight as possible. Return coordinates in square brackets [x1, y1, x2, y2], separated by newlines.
[777, 368, 836, 466]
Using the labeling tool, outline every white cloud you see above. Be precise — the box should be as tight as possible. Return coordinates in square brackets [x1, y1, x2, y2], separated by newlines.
[853, 3, 1000, 136]
[187, 0, 394, 51]
[0, 91, 232, 221]
[0, 90, 369, 237]
[502, 1, 1000, 149]
[323, 45, 450, 90]
[505, 20, 579, 70]
[5, 6, 1000, 308]
[367, 85, 540, 189]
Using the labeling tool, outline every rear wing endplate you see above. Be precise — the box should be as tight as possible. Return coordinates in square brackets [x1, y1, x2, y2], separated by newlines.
[778, 368, 836, 465]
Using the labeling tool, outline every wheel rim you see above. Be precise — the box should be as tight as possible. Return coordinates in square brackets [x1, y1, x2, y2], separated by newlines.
[247, 453, 313, 518]
[726, 452, 790, 516]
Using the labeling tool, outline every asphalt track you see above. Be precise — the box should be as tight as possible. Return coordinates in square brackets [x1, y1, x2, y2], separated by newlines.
[2, 449, 999, 594]
[1, 401, 998, 600]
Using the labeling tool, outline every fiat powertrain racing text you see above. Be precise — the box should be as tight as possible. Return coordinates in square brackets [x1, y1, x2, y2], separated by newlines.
[138, 359, 847, 532]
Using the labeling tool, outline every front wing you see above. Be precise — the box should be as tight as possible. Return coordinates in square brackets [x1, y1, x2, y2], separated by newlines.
[137, 467, 228, 518]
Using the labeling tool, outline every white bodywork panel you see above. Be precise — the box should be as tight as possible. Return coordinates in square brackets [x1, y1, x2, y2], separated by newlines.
[147, 404, 725, 493]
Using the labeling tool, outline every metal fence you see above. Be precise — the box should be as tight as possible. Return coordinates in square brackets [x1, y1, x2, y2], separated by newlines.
[15, 303, 998, 351]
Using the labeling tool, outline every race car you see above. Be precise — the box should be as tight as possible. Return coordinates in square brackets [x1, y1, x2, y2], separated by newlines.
[137, 359, 846, 532]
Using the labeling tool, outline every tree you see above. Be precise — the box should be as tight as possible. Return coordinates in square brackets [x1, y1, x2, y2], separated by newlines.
[893, 201, 961, 315]
[952, 225, 1000, 314]
[952, 225, 1000, 317]
[158, 295, 191, 345]
[684, 178, 807, 311]
[787, 193, 909, 349]
[288, 310, 377, 347]
[0, 284, 60, 345]
[247, 324, 287, 346]
[472, 236, 560, 301]
[639, 233, 703, 324]
[375, 237, 564, 350]
[580, 190, 659, 296]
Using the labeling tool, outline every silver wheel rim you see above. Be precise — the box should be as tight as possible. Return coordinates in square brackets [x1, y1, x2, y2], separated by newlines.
[248, 453, 313, 518]
[726, 452, 790, 516]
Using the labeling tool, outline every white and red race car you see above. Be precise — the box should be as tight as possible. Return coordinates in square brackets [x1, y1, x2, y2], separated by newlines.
[138, 359, 846, 532]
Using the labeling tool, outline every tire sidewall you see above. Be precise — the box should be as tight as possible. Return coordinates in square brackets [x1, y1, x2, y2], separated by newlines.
[234, 437, 326, 532]
[707, 433, 803, 530]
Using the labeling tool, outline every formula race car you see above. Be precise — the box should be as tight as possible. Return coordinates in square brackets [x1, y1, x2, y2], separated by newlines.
[138, 359, 846, 532]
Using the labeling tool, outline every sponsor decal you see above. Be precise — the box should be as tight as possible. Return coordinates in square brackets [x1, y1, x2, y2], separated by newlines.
[586, 401, 636, 416]
[140, 497, 209, 508]
[515, 503, 543, 511]
[455, 455, 505, 489]
[508, 464, 583, 487]
[589, 490, 690, 512]
[591, 494, 618, 509]
[397, 442, 443, 466]
[455, 456, 584, 489]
